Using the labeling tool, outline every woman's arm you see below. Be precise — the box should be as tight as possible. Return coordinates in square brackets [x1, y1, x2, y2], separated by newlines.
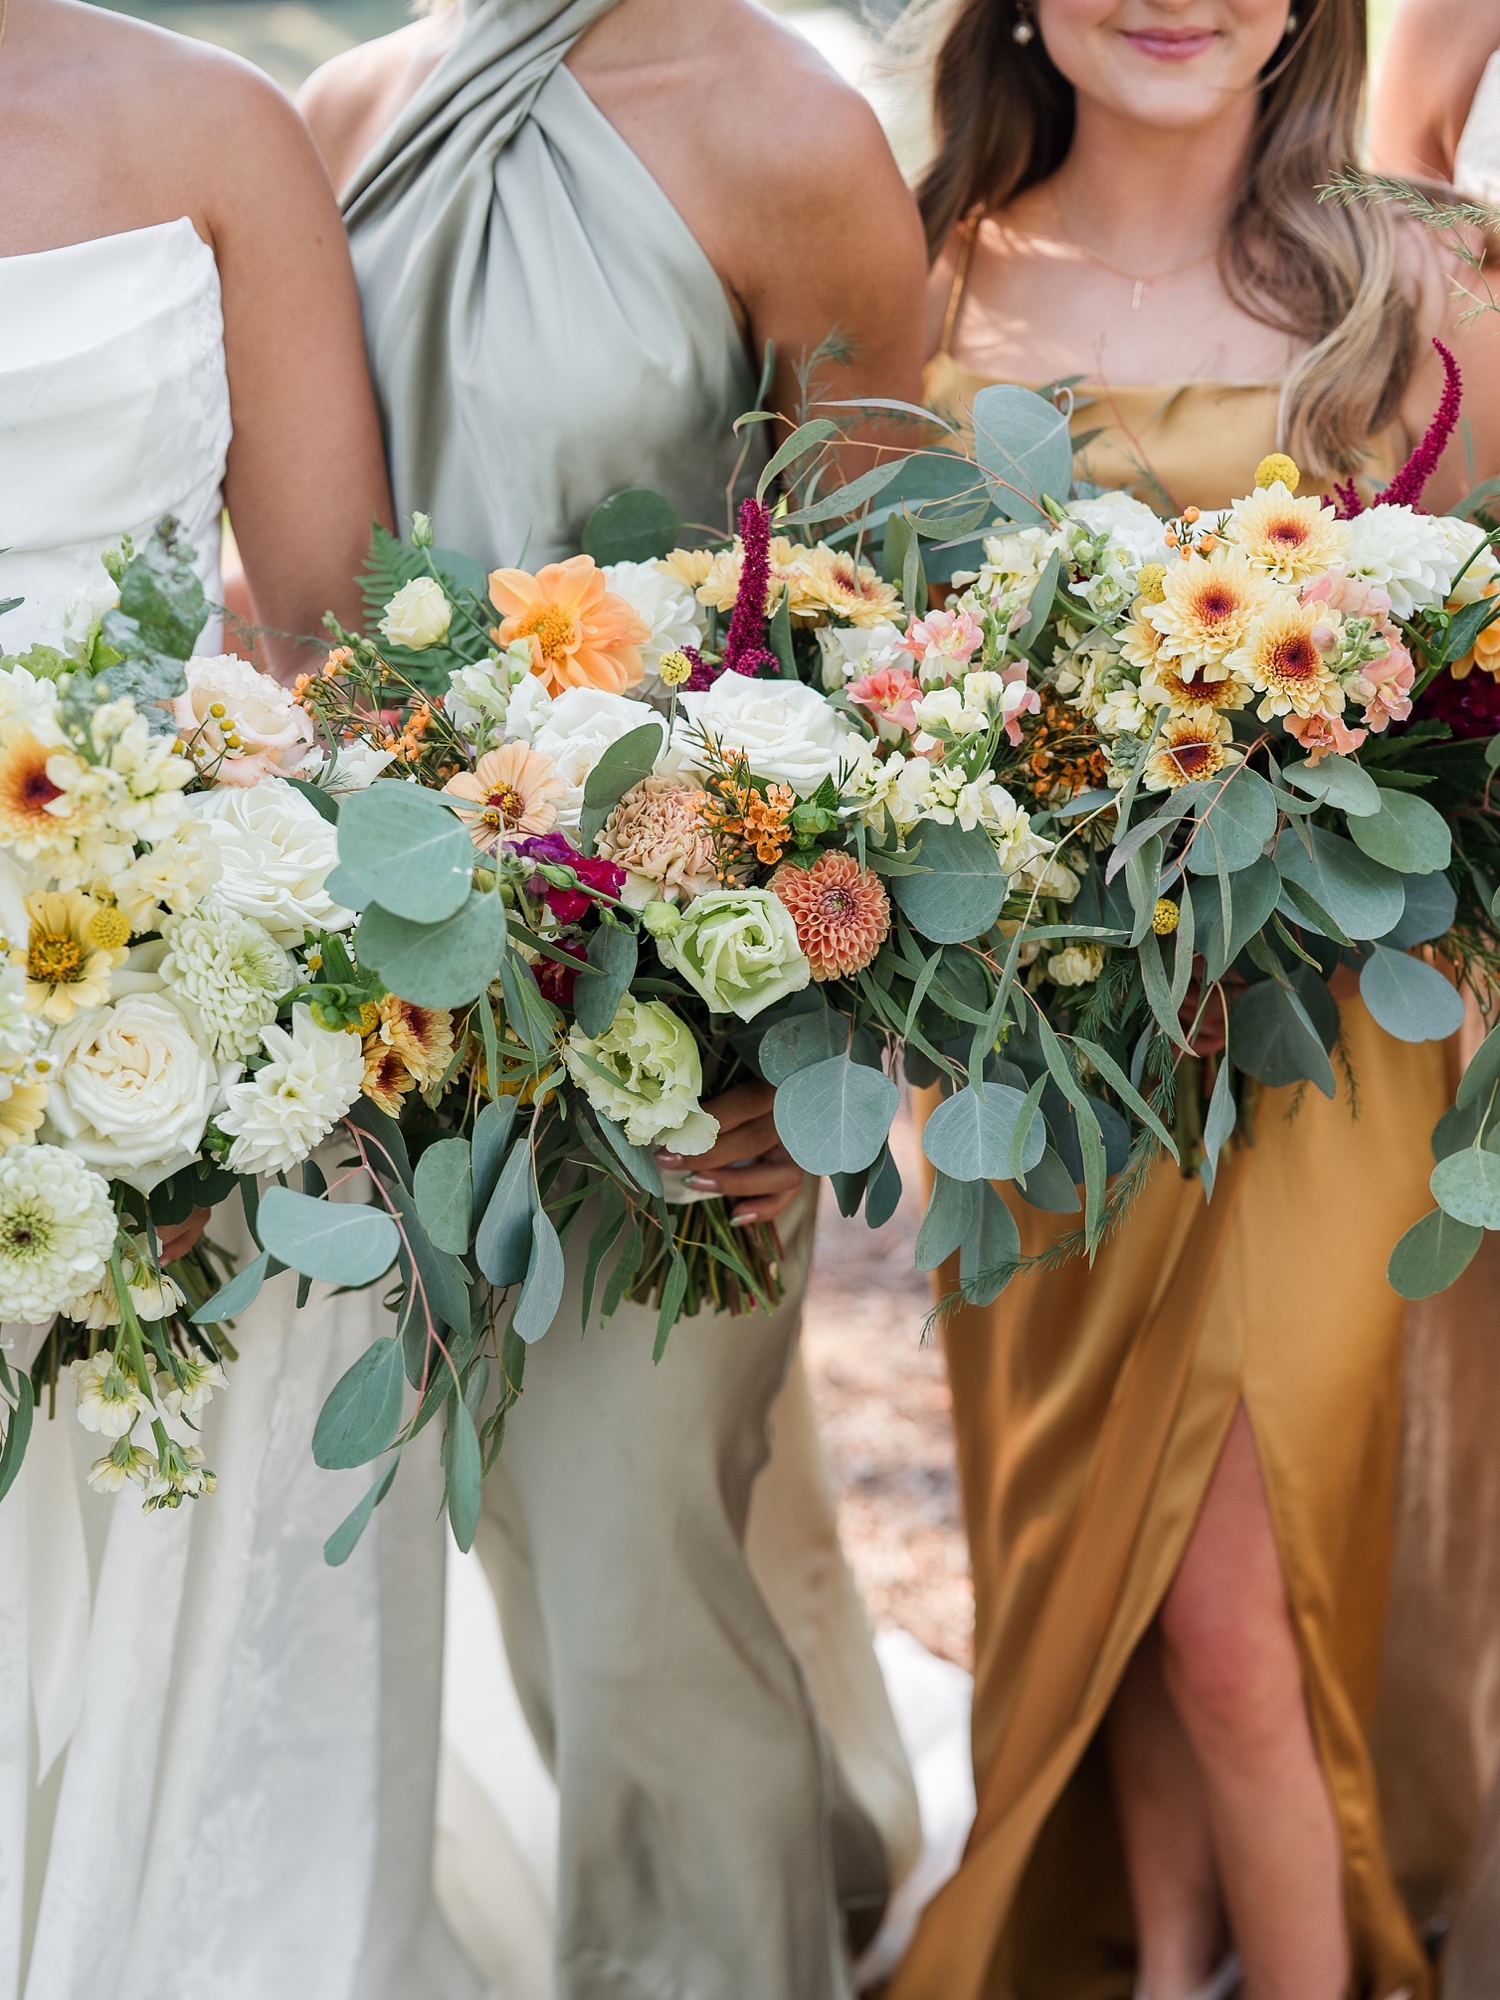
[1370, 0, 1500, 183]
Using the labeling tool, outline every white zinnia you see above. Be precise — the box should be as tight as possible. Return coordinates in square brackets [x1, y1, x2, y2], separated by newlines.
[159, 899, 294, 1061]
[188, 778, 354, 945]
[0, 1144, 114, 1322]
[529, 687, 661, 833]
[605, 561, 706, 676]
[218, 1005, 364, 1177]
[673, 674, 860, 795]
[44, 982, 228, 1192]
[1344, 505, 1468, 619]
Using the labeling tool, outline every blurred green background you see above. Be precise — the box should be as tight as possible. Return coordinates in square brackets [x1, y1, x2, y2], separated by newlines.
[96, 0, 1402, 102]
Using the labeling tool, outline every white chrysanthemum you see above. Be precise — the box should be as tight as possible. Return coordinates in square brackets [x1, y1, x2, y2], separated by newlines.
[71, 1351, 154, 1438]
[607, 560, 707, 676]
[1344, 505, 1466, 619]
[159, 899, 293, 1061]
[218, 1004, 364, 1177]
[107, 819, 221, 934]
[188, 778, 354, 945]
[0, 1144, 114, 1321]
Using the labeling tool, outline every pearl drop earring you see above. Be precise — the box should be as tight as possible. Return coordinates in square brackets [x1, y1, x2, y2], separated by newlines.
[1284, 9, 1299, 31]
[1012, 1, 1035, 45]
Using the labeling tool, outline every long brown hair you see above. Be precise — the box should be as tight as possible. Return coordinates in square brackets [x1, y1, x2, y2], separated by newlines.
[913, 0, 1415, 477]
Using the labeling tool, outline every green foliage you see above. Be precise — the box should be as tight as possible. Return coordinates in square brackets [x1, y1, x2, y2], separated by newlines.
[257, 1188, 400, 1287]
[915, 1172, 976, 1270]
[891, 819, 1008, 944]
[313, 1337, 406, 1469]
[358, 892, 506, 1008]
[1347, 790, 1452, 875]
[773, 1051, 899, 1174]
[578, 722, 665, 851]
[922, 1083, 1045, 1183]
[514, 1210, 566, 1343]
[581, 488, 683, 565]
[1274, 829, 1406, 941]
[970, 384, 1072, 529]
[1388, 1207, 1484, 1299]
[1431, 1145, 1500, 1228]
[1358, 944, 1466, 1042]
[337, 782, 476, 923]
[414, 1137, 475, 1254]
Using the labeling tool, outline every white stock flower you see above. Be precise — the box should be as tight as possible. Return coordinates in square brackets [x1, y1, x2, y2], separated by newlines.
[87, 1441, 157, 1493]
[1344, 505, 1467, 619]
[71, 1351, 154, 1437]
[188, 778, 353, 945]
[1016, 851, 1083, 903]
[107, 819, 221, 933]
[1095, 686, 1151, 736]
[379, 577, 452, 651]
[1048, 943, 1105, 987]
[0, 1144, 114, 1321]
[445, 642, 540, 747]
[1066, 490, 1170, 570]
[326, 739, 397, 792]
[159, 898, 293, 1061]
[58, 576, 120, 661]
[158, 1352, 227, 1420]
[67, 1246, 187, 1331]
[912, 686, 989, 738]
[44, 981, 229, 1192]
[168, 655, 318, 789]
[977, 524, 1065, 595]
[605, 561, 706, 676]
[674, 674, 859, 795]
[87, 700, 195, 843]
[815, 620, 905, 691]
[218, 1005, 364, 1177]
[529, 687, 660, 833]
[564, 994, 718, 1153]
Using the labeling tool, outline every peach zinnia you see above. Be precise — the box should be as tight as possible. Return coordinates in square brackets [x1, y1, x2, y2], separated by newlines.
[444, 742, 565, 846]
[771, 853, 890, 982]
[489, 555, 649, 696]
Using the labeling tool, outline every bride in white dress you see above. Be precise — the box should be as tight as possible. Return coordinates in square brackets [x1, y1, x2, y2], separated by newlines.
[0, 5, 484, 1994]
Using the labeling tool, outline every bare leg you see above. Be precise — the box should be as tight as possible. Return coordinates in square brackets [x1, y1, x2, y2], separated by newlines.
[1156, 1406, 1349, 2000]
[1106, 1628, 1225, 1997]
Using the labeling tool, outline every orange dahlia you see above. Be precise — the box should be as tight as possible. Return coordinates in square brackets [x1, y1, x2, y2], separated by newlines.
[489, 554, 649, 696]
[771, 853, 890, 982]
[443, 742, 565, 846]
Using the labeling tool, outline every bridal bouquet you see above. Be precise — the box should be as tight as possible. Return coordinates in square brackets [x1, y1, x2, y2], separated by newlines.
[860, 349, 1500, 1306]
[0, 526, 417, 1530]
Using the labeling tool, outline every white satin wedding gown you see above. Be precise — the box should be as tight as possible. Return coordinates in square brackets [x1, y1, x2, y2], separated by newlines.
[0, 218, 484, 2000]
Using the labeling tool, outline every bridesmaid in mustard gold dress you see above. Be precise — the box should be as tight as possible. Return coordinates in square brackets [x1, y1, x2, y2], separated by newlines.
[887, 4, 1500, 1999]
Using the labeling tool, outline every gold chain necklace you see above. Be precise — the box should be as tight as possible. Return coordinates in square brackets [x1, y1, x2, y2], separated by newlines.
[1051, 191, 1216, 310]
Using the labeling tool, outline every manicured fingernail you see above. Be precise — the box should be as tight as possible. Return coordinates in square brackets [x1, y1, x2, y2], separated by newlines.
[656, 1152, 685, 1167]
[730, 1210, 759, 1226]
[686, 1174, 718, 1191]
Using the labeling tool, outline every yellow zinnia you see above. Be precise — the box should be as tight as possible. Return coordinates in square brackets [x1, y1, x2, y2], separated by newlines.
[12, 890, 128, 1023]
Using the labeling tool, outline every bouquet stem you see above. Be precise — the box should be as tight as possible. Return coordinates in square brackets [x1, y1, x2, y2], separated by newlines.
[628, 1198, 785, 1319]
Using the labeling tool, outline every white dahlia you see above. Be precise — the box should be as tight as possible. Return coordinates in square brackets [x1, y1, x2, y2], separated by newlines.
[159, 899, 293, 1062]
[218, 1004, 364, 1177]
[1344, 505, 1466, 619]
[0, 1144, 114, 1322]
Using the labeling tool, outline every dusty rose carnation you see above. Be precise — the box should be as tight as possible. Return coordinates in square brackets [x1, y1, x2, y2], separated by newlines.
[596, 778, 717, 907]
[771, 852, 890, 982]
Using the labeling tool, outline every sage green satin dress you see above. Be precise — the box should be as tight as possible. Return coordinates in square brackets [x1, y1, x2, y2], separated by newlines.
[344, 8, 917, 1994]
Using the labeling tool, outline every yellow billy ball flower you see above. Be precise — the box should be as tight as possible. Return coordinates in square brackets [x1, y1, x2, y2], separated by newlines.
[1255, 453, 1300, 492]
[657, 649, 693, 689]
[84, 906, 131, 951]
[1152, 898, 1180, 935]
[1136, 563, 1168, 603]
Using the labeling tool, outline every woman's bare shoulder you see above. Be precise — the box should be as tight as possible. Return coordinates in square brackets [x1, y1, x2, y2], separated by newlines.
[299, 15, 459, 195]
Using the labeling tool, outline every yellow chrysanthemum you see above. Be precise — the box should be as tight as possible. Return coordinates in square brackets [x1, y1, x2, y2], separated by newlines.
[372, 994, 454, 1089]
[784, 544, 903, 630]
[1143, 708, 1238, 793]
[11, 890, 127, 1023]
[1149, 547, 1273, 678]
[1140, 654, 1250, 714]
[658, 548, 717, 592]
[693, 538, 800, 615]
[1255, 453, 1300, 492]
[1225, 597, 1343, 721]
[1224, 482, 1350, 583]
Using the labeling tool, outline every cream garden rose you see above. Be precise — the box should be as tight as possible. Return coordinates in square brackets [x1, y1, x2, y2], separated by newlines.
[188, 778, 354, 945]
[652, 887, 810, 1021]
[379, 576, 452, 651]
[529, 687, 660, 833]
[169, 655, 318, 789]
[673, 674, 861, 795]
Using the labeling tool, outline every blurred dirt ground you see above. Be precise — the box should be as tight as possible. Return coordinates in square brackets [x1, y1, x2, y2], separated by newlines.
[801, 1102, 974, 1670]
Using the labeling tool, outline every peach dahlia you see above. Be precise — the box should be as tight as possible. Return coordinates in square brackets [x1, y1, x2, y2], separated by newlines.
[771, 852, 890, 982]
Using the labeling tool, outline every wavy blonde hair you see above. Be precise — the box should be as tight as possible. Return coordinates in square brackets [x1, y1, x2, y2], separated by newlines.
[907, 0, 1415, 478]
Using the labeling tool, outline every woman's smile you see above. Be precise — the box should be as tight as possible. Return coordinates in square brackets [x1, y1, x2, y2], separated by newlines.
[1119, 23, 1220, 60]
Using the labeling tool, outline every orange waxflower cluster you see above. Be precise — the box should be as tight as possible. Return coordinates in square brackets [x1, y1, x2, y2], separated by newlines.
[381, 704, 433, 763]
[699, 768, 797, 877]
[1164, 506, 1219, 560]
[292, 647, 354, 708]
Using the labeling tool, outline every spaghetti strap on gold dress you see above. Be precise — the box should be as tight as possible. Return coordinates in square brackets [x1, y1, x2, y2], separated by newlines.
[888, 275, 1442, 2000]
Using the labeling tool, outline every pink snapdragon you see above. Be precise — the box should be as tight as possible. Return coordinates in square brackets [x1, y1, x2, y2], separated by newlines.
[1283, 710, 1369, 763]
[848, 665, 924, 740]
[897, 607, 984, 679]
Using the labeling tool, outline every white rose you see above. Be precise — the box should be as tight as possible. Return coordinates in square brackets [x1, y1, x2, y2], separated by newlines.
[530, 687, 661, 832]
[168, 655, 318, 790]
[380, 577, 452, 651]
[673, 674, 860, 795]
[42, 976, 232, 1192]
[816, 620, 905, 690]
[188, 777, 354, 944]
[603, 561, 706, 676]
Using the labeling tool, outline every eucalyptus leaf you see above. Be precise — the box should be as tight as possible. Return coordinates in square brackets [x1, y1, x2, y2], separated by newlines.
[889, 818, 1007, 944]
[595, 1112, 664, 1198]
[1199, 1054, 1236, 1201]
[959, 1181, 1021, 1305]
[773, 1052, 899, 1174]
[759, 1008, 854, 1085]
[1347, 789, 1452, 875]
[574, 921, 638, 1039]
[446, 1395, 483, 1552]
[1186, 765, 1278, 873]
[1456, 1021, 1500, 1113]
[471, 1097, 518, 1218]
[358, 892, 506, 1008]
[1378, 870, 1456, 950]
[1015, 1145, 1081, 1213]
[1282, 753, 1382, 817]
[1433, 1100, 1484, 1162]
[756, 418, 838, 500]
[514, 1210, 566, 1343]
[337, 782, 475, 923]
[1229, 975, 1336, 1096]
[324, 1457, 399, 1568]
[914, 1171, 976, 1270]
[475, 1142, 537, 1288]
[580, 487, 682, 566]
[313, 1335, 405, 1469]
[865, 1145, 903, 1229]
[1359, 946, 1466, 1043]
[191, 1246, 271, 1323]
[1431, 1144, 1500, 1228]
[386, 1178, 474, 1336]
[922, 1083, 1046, 1183]
[257, 1188, 400, 1287]
[0, 1376, 34, 1508]
[970, 383, 1072, 528]
[1274, 829, 1405, 941]
[578, 723, 665, 849]
[413, 1137, 474, 1255]
[1388, 1206, 1485, 1299]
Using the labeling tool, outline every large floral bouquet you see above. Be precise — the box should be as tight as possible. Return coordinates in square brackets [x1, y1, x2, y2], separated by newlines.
[858, 350, 1500, 1305]
[0, 526, 420, 1534]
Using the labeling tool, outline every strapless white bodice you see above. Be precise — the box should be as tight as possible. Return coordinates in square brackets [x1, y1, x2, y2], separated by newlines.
[0, 217, 230, 654]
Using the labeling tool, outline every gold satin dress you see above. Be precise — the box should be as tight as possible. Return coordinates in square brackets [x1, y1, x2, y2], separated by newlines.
[891, 339, 1445, 1999]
